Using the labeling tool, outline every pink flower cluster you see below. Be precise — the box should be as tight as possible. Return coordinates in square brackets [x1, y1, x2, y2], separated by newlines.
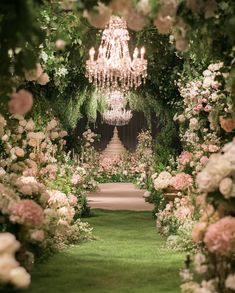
[9, 200, 44, 228]
[201, 144, 220, 153]
[171, 173, 193, 190]
[71, 174, 82, 185]
[8, 90, 33, 116]
[204, 216, 235, 256]
[48, 190, 68, 208]
[178, 151, 193, 165]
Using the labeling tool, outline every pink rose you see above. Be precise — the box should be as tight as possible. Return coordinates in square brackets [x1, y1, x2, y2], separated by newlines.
[31, 230, 45, 242]
[192, 222, 207, 242]
[204, 216, 235, 255]
[10, 200, 44, 228]
[8, 90, 33, 115]
[204, 104, 212, 112]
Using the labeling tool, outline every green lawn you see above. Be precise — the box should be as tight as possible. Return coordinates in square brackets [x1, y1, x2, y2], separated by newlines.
[26, 210, 184, 293]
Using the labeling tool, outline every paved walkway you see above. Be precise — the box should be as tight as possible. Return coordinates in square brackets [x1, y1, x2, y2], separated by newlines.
[88, 183, 153, 211]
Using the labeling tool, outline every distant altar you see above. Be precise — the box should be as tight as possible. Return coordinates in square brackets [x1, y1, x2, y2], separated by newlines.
[102, 127, 126, 157]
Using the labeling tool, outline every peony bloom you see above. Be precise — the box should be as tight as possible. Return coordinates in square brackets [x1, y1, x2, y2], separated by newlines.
[55, 39, 66, 50]
[200, 156, 209, 165]
[46, 119, 57, 131]
[0, 254, 19, 282]
[154, 14, 173, 34]
[37, 73, 50, 85]
[179, 151, 193, 165]
[25, 119, 35, 131]
[71, 174, 82, 185]
[48, 190, 68, 208]
[8, 90, 33, 115]
[154, 171, 172, 190]
[171, 173, 192, 190]
[225, 274, 235, 290]
[68, 194, 78, 206]
[192, 222, 207, 242]
[0, 233, 20, 255]
[219, 116, 235, 133]
[204, 216, 235, 255]
[24, 63, 43, 81]
[197, 156, 232, 192]
[15, 147, 25, 158]
[219, 177, 233, 198]
[30, 230, 45, 242]
[9, 267, 31, 288]
[10, 200, 44, 228]
[59, 130, 68, 138]
[15, 176, 43, 195]
[189, 118, 199, 130]
[83, 2, 111, 28]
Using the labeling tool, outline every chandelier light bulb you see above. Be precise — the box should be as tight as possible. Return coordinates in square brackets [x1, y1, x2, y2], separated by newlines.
[89, 47, 95, 61]
[140, 47, 145, 59]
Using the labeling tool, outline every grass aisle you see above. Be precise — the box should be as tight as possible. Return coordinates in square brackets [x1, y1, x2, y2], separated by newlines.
[27, 210, 184, 293]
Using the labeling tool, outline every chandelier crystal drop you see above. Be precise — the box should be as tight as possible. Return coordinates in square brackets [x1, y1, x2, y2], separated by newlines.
[86, 16, 147, 92]
[103, 108, 133, 126]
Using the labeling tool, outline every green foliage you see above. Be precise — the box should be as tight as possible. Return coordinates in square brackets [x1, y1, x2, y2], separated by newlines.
[0, 0, 45, 93]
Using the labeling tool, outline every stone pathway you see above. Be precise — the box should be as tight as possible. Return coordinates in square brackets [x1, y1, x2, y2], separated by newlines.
[88, 183, 153, 211]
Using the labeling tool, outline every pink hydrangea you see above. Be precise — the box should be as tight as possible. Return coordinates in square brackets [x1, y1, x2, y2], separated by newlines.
[8, 90, 33, 115]
[10, 200, 44, 228]
[30, 230, 45, 242]
[204, 216, 235, 255]
[178, 151, 193, 165]
[200, 156, 209, 165]
[171, 173, 193, 190]
[71, 174, 82, 185]
[48, 190, 68, 208]
[68, 194, 78, 206]
[208, 144, 220, 152]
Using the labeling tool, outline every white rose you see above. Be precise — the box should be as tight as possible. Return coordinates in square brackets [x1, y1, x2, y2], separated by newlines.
[225, 274, 235, 290]
[2, 134, 9, 141]
[0, 254, 18, 281]
[50, 132, 59, 140]
[203, 69, 212, 77]
[178, 114, 186, 122]
[25, 119, 35, 131]
[219, 177, 233, 198]
[19, 119, 27, 127]
[0, 233, 20, 254]
[9, 267, 31, 288]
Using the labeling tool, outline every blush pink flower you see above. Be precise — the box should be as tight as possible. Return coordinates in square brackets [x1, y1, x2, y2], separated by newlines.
[68, 194, 78, 206]
[200, 156, 209, 165]
[171, 173, 193, 190]
[48, 190, 68, 208]
[9, 200, 44, 228]
[204, 216, 235, 256]
[71, 174, 82, 185]
[179, 151, 193, 165]
[192, 222, 208, 242]
[8, 90, 33, 115]
[30, 230, 45, 242]
[204, 104, 212, 112]
[208, 144, 220, 152]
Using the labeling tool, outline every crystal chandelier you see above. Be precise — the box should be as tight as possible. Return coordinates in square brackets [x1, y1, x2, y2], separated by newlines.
[106, 90, 125, 109]
[103, 108, 133, 126]
[86, 16, 147, 92]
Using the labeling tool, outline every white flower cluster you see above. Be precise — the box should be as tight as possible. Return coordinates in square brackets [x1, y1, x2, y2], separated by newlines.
[197, 138, 235, 198]
[0, 233, 30, 288]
